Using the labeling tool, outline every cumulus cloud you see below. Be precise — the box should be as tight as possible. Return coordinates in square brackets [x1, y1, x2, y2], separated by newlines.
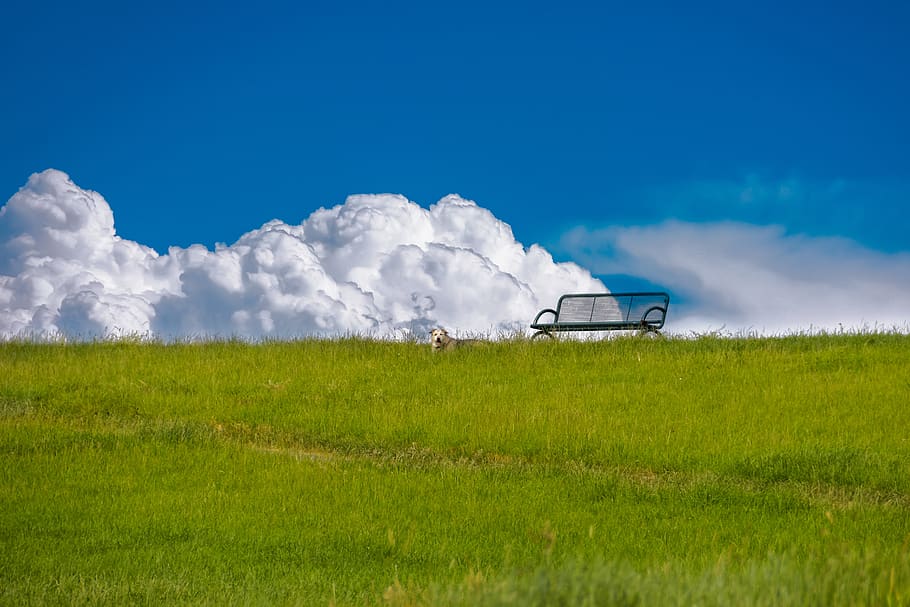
[0, 170, 603, 340]
[563, 221, 910, 334]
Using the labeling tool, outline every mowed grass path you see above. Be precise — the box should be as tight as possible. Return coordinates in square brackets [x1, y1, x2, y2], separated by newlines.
[1, 335, 909, 605]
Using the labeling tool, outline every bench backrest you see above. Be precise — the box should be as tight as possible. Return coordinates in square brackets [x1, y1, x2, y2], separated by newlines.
[556, 292, 670, 328]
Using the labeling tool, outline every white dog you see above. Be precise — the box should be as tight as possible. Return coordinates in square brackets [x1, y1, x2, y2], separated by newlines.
[430, 328, 482, 352]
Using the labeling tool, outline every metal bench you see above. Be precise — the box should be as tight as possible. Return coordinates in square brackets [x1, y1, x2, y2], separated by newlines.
[530, 292, 670, 338]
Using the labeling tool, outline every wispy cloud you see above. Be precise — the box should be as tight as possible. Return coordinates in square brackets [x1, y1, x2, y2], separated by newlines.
[1, 170, 603, 339]
[631, 175, 908, 253]
[563, 220, 910, 334]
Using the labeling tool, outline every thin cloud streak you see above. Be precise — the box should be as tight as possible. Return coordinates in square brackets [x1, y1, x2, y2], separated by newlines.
[563, 221, 910, 334]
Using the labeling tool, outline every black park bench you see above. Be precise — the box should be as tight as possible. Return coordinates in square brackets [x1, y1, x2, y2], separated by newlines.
[530, 292, 671, 338]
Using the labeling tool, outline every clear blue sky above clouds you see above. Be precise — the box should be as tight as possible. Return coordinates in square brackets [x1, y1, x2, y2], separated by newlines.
[2, 0, 909, 333]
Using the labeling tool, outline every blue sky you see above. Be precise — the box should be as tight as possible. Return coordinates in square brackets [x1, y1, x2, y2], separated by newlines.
[2, 0, 909, 335]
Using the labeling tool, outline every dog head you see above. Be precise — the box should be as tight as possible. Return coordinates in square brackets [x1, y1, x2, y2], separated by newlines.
[430, 328, 450, 349]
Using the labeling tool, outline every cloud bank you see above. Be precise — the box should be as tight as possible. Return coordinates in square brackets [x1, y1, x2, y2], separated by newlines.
[0, 170, 603, 340]
[563, 221, 910, 334]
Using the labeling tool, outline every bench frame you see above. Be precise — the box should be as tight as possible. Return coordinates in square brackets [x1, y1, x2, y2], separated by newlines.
[530, 292, 670, 338]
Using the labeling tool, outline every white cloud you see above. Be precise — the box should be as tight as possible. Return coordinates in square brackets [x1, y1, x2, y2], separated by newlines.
[0, 169, 603, 340]
[563, 221, 910, 334]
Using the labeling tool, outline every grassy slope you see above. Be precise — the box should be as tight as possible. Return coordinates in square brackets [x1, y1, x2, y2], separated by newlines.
[1, 335, 908, 605]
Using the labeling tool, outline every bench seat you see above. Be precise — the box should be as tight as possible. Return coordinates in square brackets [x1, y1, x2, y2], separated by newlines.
[530, 292, 670, 337]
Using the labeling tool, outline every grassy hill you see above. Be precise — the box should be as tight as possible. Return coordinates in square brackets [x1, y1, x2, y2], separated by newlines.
[2, 334, 908, 605]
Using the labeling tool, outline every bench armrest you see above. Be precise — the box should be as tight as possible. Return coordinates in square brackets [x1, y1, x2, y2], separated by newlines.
[532, 308, 558, 325]
[640, 305, 667, 328]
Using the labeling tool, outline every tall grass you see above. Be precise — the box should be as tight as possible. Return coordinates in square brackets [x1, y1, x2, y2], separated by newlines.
[1, 334, 908, 605]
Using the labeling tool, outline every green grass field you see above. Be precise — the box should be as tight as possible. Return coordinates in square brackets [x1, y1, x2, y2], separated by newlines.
[2, 334, 909, 605]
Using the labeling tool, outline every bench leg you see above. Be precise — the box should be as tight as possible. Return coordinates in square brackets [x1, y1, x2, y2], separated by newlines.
[532, 330, 555, 340]
[638, 327, 663, 338]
